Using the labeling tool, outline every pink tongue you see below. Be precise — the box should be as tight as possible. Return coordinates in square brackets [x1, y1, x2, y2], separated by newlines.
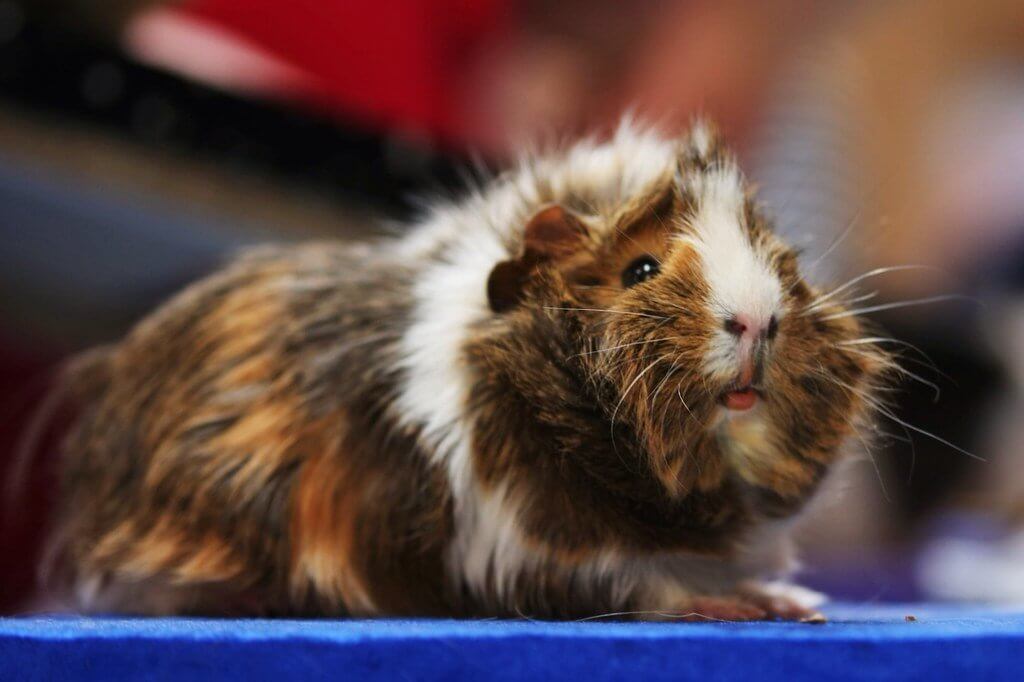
[724, 388, 757, 411]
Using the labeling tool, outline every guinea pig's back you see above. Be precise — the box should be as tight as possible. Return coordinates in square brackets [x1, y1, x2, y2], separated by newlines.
[50, 242, 452, 616]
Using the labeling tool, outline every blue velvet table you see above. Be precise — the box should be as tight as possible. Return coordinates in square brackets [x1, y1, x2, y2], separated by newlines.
[2, 604, 1021, 681]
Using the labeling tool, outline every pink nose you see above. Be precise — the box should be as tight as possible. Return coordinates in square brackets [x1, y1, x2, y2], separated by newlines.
[723, 313, 778, 387]
[724, 313, 776, 341]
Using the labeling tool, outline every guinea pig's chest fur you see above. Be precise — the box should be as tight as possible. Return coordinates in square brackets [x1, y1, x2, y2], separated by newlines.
[52, 121, 889, 620]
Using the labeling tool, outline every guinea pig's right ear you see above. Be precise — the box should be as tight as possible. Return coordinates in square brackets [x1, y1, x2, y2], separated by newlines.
[487, 205, 589, 313]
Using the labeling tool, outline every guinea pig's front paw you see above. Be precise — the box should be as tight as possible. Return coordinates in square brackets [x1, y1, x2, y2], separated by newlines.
[736, 580, 827, 622]
[671, 596, 769, 622]
[646, 582, 826, 622]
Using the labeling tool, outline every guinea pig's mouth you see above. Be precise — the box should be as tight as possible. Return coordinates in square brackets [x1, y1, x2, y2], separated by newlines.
[719, 383, 763, 411]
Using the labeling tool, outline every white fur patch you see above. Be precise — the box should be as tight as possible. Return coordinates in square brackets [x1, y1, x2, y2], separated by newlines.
[395, 227, 504, 475]
[454, 485, 539, 600]
[679, 164, 784, 379]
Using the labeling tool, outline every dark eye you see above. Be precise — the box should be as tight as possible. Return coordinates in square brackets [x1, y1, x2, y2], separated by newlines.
[621, 255, 660, 288]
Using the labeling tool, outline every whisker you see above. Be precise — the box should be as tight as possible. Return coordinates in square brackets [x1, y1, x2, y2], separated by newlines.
[827, 374, 984, 462]
[676, 386, 699, 423]
[804, 264, 935, 312]
[841, 413, 890, 503]
[595, 349, 665, 374]
[838, 290, 879, 308]
[818, 294, 978, 321]
[514, 606, 539, 623]
[802, 289, 878, 317]
[544, 306, 667, 320]
[891, 354, 955, 385]
[650, 358, 682, 406]
[842, 346, 942, 401]
[838, 336, 929, 355]
[804, 207, 862, 274]
[606, 355, 666, 467]
[572, 337, 683, 358]
[895, 418, 918, 484]
[891, 365, 941, 402]
[866, 423, 914, 445]
[610, 357, 665, 428]
[576, 609, 730, 622]
[837, 337, 947, 379]
[873, 405, 984, 462]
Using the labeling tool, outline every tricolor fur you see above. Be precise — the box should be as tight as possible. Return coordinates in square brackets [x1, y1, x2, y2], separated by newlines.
[49, 121, 890, 619]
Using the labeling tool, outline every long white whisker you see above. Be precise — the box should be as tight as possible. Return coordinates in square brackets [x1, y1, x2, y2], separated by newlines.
[892, 354, 955, 385]
[607, 356, 663, 468]
[837, 337, 946, 377]
[650, 358, 682, 407]
[597, 350, 665, 375]
[842, 346, 941, 401]
[833, 290, 879, 309]
[572, 337, 683, 358]
[889, 364, 943, 402]
[826, 374, 984, 462]
[611, 357, 664, 427]
[676, 386, 696, 420]
[839, 336, 928, 353]
[576, 610, 728, 622]
[892, 418, 919, 483]
[874, 405, 985, 462]
[804, 265, 934, 312]
[805, 207, 862, 274]
[841, 413, 890, 503]
[819, 294, 977, 321]
[544, 306, 667, 320]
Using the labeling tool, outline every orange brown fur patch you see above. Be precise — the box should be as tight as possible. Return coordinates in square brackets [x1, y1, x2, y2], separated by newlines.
[288, 434, 377, 614]
[51, 244, 456, 616]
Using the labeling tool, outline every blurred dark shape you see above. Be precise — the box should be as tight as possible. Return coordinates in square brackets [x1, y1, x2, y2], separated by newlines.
[0, 4, 467, 216]
[0, 159, 246, 343]
[21, 0, 158, 38]
[79, 60, 126, 109]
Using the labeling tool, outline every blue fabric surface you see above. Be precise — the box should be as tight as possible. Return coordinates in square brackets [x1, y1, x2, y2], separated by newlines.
[2, 604, 1022, 681]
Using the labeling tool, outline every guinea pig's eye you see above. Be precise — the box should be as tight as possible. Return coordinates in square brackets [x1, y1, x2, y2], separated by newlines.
[621, 256, 660, 288]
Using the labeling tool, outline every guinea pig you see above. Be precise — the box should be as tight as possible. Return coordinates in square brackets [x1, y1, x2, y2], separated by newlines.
[46, 120, 890, 620]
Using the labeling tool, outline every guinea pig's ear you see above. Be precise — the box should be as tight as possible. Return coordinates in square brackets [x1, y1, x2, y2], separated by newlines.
[521, 204, 589, 259]
[487, 205, 589, 313]
[487, 260, 531, 313]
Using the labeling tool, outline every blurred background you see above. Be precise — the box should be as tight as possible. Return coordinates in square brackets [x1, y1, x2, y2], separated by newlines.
[2, 0, 1024, 612]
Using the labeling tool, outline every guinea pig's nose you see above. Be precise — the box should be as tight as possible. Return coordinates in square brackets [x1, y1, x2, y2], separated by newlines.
[725, 313, 776, 390]
[724, 313, 777, 341]
[723, 316, 748, 337]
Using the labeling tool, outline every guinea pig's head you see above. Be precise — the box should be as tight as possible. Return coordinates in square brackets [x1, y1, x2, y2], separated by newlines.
[482, 123, 891, 513]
